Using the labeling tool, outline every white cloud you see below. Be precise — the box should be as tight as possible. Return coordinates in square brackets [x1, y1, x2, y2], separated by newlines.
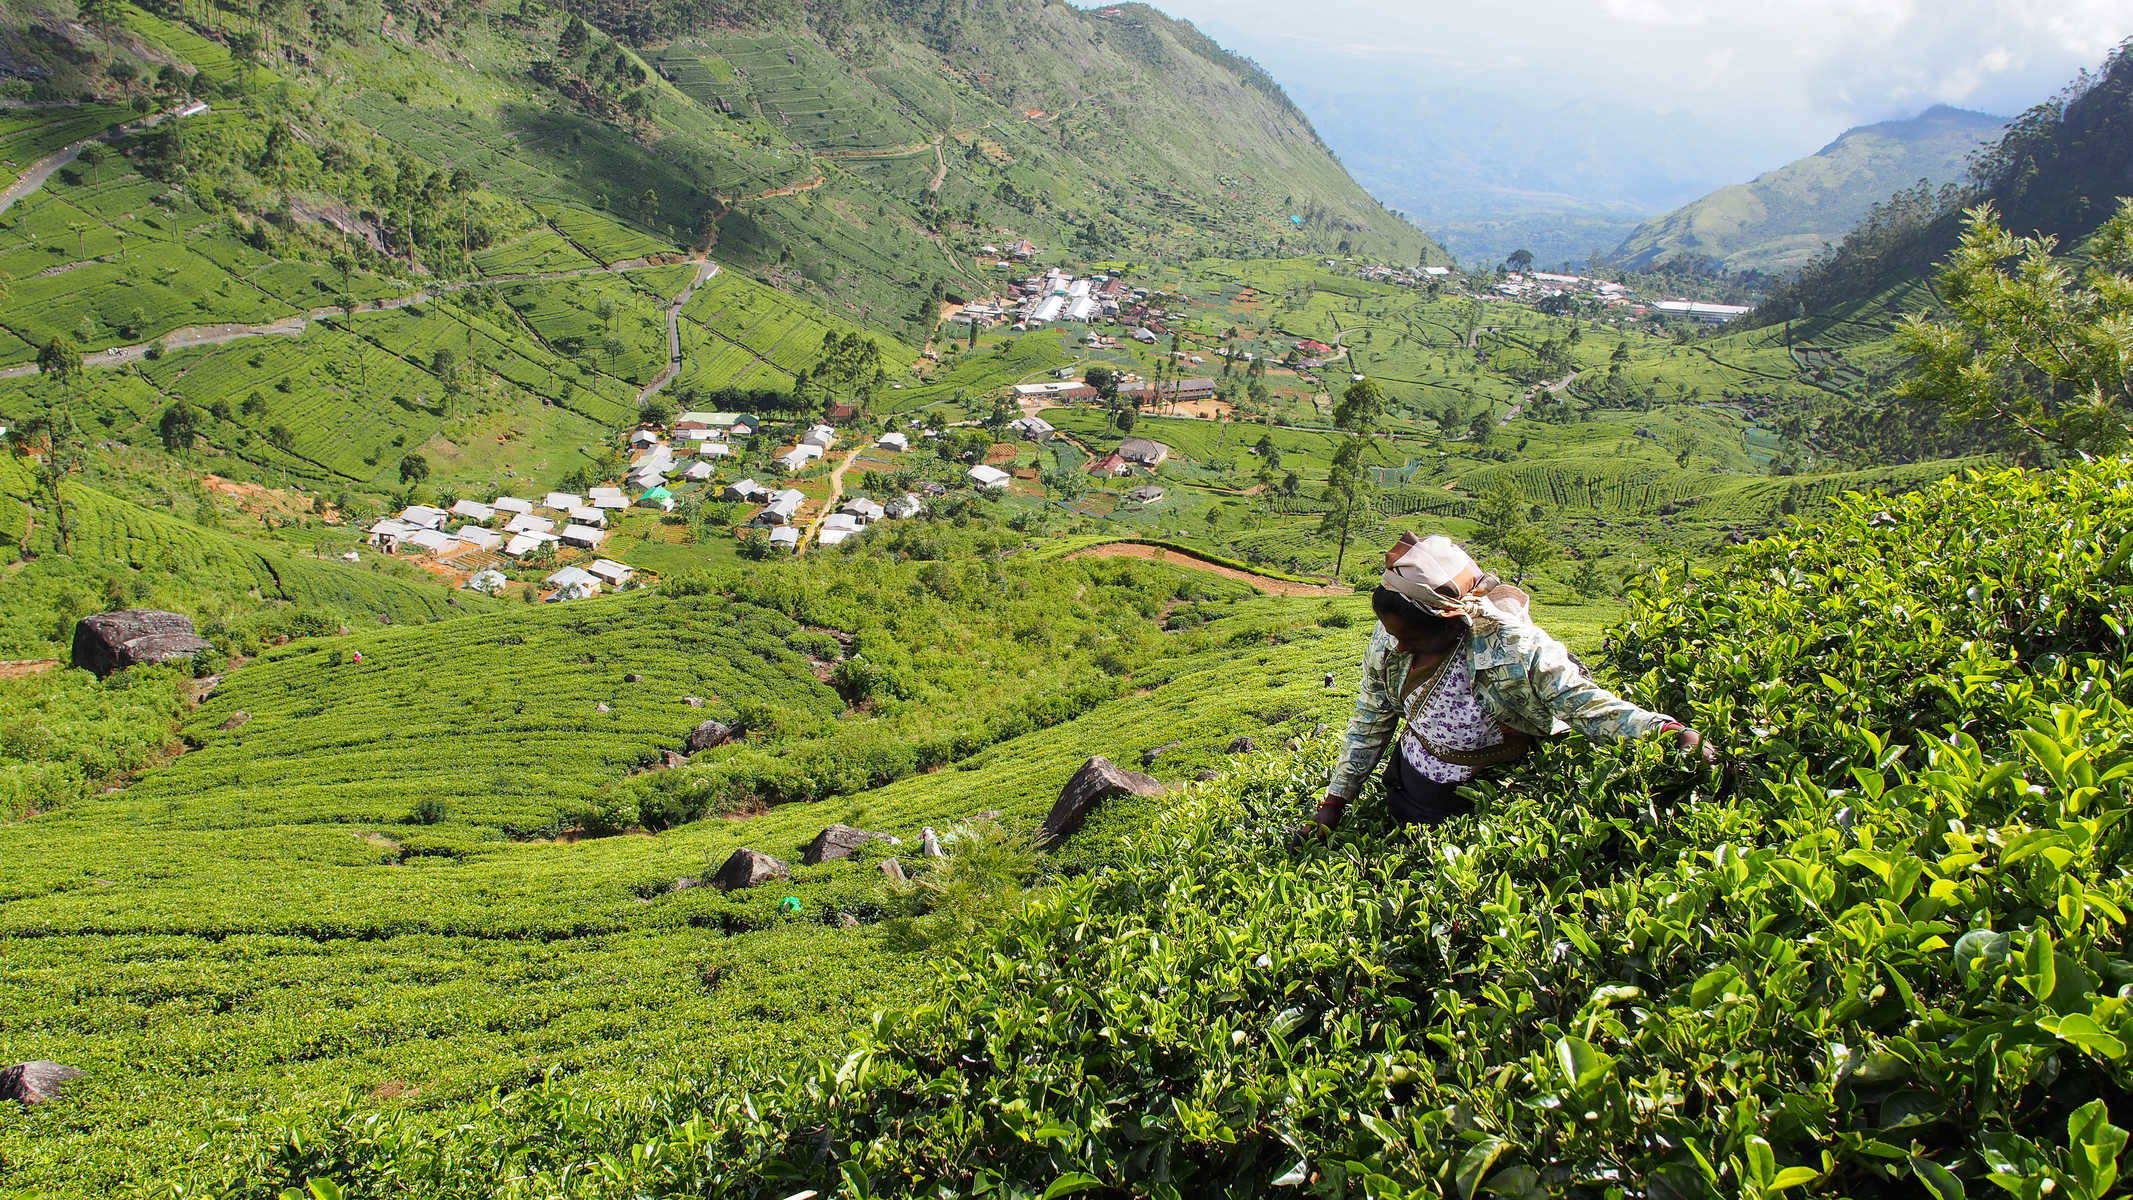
[1166, 0, 2133, 145]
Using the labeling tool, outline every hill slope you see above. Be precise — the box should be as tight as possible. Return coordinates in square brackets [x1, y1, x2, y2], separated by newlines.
[1614, 105, 2006, 274]
[214, 456, 2133, 1199]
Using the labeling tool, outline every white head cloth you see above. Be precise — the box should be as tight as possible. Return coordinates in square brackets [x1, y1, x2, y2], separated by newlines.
[1381, 534, 1531, 635]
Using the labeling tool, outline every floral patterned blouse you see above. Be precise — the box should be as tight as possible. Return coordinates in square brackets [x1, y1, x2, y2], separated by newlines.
[1399, 649, 1502, 784]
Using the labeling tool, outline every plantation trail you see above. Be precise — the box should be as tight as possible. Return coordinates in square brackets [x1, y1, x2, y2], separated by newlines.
[0, 256, 716, 379]
[795, 446, 865, 556]
[1066, 541, 1347, 597]
[637, 259, 722, 403]
[0, 659, 60, 680]
[0, 103, 195, 219]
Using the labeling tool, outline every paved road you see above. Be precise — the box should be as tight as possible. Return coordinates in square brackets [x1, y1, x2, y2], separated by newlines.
[638, 259, 721, 403]
[0, 105, 188, 219]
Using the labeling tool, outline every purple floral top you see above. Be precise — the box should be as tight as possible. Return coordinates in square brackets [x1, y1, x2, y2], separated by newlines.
[1399, 650, 1504, 783]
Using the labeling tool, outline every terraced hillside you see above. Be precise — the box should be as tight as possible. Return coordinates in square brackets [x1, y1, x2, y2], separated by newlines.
[183, 457, 2133, 1200]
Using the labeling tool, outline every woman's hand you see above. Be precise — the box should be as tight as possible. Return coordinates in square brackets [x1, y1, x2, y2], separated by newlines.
[1675, 726, 1719, 765]
[1292, 795, 1347, 845]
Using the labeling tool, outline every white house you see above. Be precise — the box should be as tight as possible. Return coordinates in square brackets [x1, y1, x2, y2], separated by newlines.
[681, 461, 715, 482]
[503, 531, 559, 558]
[724, 478, 766, 502]
[969, 464, 1011, 490]
[626, 465, 668, 491]
[404, 529, 457, 555]
[757, 489, 804, 525]
[586, 559, 635, 587]
[697, 442, 733, 458]
[543, 492, 583, 512]
[545, 566, 600, 600]
[878, 431, 909, 452]
[505, 513, 555, 535]
[801, 424, 836, 451]
[841, 497, 886, 524]
[454, 525, 504, 552]
[400, 505, 450, 530]
[561, 524, 607, 549]
[818, 526, 857, 547]
[630, 430, 662, 447]
[567, 506, 606, 528]
[768, 526, 801, 550]
[450, 499, 496, 522]
[775, 446, 821, 472]
[1009, 415, 1054, 441]
[887, 494, 924, 519]
[493, 496, 535, 515]
[367, 518, 420, 548]
[464, 568, 507, 595]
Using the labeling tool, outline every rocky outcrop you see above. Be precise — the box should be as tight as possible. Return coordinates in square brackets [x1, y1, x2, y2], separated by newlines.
[1040, 756, 1164, 843]
[218, 711, 251, 731]
[879, 857, 907, 884]
[686, 720, 735, 753]
[803, 823, 891, 865]
[1227, 736, 1256, 754]
[1, 1061, 83, 1105]
[712, 847, 788, 891]
[71, 610, 211, 677]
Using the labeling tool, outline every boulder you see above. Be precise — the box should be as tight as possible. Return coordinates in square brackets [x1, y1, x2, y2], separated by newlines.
[879, 857, 907, 884]
[71, 610, 211, 677]
[686, 720, 735, 753]
[1040, 756, 1164, 843]
[1141, 740, 1181, 767]
[1, 1061, 83, 1105]
[1227, 736, 1256, 754]
[1196, 770, 1221, 782]
[802, 823, 890, 866]
[218, 711, 251, 731]
[684, 696, 705, 709]
[658, 749, 687, 770]
[712, 847, 788, 891]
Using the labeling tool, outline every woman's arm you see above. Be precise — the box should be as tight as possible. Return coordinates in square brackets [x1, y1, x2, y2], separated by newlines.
[1523, 634, 1688, 745]
[1325, 627, 1402, 801]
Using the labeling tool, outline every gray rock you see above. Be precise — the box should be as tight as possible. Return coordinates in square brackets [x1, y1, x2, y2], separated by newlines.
[1040, 756, 1164, 843]
[712, 848, 788, 891]
[684, 696, 705, 708]
[879, 857, 907, 884]
[658, 749, 687, 770]
[71, 610, 211, 677]
[1141, 740, 1181, 766]
[624, 673, 643, 683]
[1196, 770, 1221, 782]
[670, 877, 701, 891]
[1, 1061, 83, 1105]
[1311, 722, 1327, 738]
[1227, 736, 1255, 754]
[218, 711, 251, 731]
[802, 823, 890, 865]
[686, 720, 734, 753]
[837, 912, 860, 928]
[921, 827, 943, 858]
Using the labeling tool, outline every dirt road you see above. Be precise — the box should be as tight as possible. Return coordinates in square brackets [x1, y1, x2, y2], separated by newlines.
[0, 104, 191, 219]
[1066, 542, 1349, 596]
[797, 446, 864, 556]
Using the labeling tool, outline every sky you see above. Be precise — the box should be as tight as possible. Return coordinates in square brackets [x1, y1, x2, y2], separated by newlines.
[1160, 0, 2133, 159]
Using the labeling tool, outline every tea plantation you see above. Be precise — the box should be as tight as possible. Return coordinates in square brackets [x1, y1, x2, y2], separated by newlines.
[134, 458, 2132, 1199]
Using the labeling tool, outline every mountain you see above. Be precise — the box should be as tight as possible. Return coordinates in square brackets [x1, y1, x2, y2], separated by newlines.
[1747, 41, 2133, 333]
[1276, 81, 1788, 270]
[1612, 105, 2008, 274]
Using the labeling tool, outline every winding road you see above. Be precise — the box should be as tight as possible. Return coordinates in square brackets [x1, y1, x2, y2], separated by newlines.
[0, 104, 193, 219]
[637, 258, 721, 403]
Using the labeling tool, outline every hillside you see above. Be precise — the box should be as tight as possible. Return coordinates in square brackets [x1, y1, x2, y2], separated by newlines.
[1747, 39, 2133, 331]
[106, 456, 2133, 1198]
[1614, 105, 2007, 275]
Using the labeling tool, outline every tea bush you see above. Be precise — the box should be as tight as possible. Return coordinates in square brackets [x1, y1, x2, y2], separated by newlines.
[235, 460, 2133, 1197]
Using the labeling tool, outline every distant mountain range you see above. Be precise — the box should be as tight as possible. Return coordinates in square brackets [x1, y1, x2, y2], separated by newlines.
[1278, 82, 1790, 270]
[1611, 105, 2009, 274]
